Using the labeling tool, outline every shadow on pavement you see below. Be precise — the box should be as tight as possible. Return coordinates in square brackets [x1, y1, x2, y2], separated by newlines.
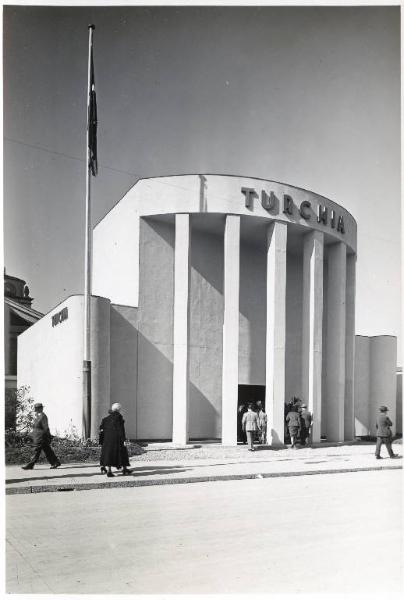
[6, 465, 190, 484]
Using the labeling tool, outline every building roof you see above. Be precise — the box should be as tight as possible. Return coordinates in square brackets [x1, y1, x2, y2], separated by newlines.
[5, 296, 43, 324]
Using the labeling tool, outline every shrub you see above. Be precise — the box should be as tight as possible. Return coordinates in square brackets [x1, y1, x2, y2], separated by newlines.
[5, 432, 145, 465]
[15, 385, 35, 433]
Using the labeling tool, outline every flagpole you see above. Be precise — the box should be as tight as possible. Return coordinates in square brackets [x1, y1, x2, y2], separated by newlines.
[83, 24, 94, 439]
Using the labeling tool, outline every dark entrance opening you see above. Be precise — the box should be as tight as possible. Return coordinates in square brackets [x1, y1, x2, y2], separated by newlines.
[238, 384, 265, 409]
[237, 385, 266, 444]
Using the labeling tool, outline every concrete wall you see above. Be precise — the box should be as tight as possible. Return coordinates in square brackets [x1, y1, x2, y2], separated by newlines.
[396, 368, 402, 435]
[93, 175, 357, 309]
[354, 337, 370, 436]
[189, 227, 224, 439]
[90, 297, 112, 438]
[239, 239, 266, 386]
[18, 295, 111, 438]
[369, 336, 397, 436]
[285, 253, 304, 403]
[354, 336, 397, 436]
[93, 196, 140, 307]
[321, 258, 329, 437]
[137, 217, 174, 439]
[109, 305, 139, 439]
[18, 296, 84, 435]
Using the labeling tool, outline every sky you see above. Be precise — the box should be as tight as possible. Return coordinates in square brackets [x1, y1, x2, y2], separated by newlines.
[3, 4, 401, 363]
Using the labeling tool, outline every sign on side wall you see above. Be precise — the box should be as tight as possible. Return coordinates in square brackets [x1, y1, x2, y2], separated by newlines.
[52, 307, 68, 327]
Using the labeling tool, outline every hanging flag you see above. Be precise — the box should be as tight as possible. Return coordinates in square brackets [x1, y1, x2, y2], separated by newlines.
[88, 37, 98, 176]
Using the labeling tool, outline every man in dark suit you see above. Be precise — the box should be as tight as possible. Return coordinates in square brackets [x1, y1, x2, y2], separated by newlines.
[299, 403, 312, 446]
[375, 406, 400, 460]
[22, 402, 61, 470]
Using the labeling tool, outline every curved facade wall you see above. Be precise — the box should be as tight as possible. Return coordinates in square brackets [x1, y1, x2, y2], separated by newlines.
[92, 175, 357, 445]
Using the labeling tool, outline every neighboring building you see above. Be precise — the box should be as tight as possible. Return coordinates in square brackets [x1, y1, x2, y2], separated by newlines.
[4, 270, 43, 426]
[17, 174, 398, 443]
[396, 367, 402, 436]
[354, 336, 398, 437]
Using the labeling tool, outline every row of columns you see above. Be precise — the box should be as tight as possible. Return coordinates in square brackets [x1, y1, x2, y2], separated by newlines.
[172, 214, 355, 446]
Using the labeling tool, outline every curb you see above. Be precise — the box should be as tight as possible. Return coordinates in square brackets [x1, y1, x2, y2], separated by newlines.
[6, 464, 402, 495]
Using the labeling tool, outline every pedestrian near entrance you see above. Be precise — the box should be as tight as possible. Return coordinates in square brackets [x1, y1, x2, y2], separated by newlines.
[99, 403, 131, 476]
[299, 404, 312, 446]
[285, 404, 300, 448]
[237, 404, 247, 444]
[375, 406, 400, 460]
[257, 406, 268, 444]
[242, 403, 259, 451]
[21, 403, 61, 470]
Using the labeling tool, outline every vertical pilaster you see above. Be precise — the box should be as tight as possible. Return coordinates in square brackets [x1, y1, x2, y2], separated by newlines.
[221, 215, 240, 446]
[302, 231, 324, 443]
[172, 214, 191, 445]
[345, 253, 356, 440]
[325, 242, 346, 441]
[265, 221, 287, 446]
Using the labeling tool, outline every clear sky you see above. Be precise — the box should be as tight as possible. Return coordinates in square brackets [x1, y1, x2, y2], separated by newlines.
[3, 4, 401, 363]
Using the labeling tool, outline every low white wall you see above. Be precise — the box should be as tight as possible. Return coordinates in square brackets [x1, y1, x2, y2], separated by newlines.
[369, 336, 397, 436]
[354, 335, 397, 436]
[18, 295, 84, 436]
[18, 295, 112, 438]
[354, 337, 370, 436]
[396, 368, 402, 435]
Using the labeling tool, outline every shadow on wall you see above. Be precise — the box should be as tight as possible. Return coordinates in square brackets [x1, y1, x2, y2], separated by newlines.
[137, 331, 220, 440]
[270, 428, 283, 446]
[109, 305, 139, 439]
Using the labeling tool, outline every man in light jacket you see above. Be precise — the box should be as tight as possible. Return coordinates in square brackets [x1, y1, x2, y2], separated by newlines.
[242, 403, 259, 452]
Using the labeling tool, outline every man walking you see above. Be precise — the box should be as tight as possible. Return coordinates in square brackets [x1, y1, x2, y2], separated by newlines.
[285, 403, 300, 448]
[375, 406, 399, 460]
[22, 402, 61, 470]
[242, 403, 259, 451]
[299, 403, 312, 446]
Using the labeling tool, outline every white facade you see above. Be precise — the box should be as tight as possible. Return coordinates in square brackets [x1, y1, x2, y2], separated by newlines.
[18, 174, 396, 443]
[354, 336, 397, 436]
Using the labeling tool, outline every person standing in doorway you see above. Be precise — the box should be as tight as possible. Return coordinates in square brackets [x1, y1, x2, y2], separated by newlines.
[299, 403, 312, 446]
[237, 404, 247, 444]
[22, 403, 61, 470]
[375, 406, 400, 460]
[257, 404, 268, 445]
[242, 402, 259, 451]
[285, 402, 301, 449]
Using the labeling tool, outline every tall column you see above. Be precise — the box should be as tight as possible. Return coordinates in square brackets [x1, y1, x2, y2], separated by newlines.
[265, 221, 287, 446]
[302, 231, 324, 443]
[344, 253, 356, 440]
[325, 242, 346, 441]
[172, 214, 191, 445]
[221, 215, 240, 446]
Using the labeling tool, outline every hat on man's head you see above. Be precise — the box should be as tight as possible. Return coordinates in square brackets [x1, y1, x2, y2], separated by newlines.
[34, 402, 43, 410]
[379, 405, 389, 412]
[111, 403, 122, 412]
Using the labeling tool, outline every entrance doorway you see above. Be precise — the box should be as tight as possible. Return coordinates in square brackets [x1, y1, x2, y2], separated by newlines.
[238, 384, 265, 410]
[237, 385, 265, 444]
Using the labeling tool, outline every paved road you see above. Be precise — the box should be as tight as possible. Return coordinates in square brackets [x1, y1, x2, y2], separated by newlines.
[6, 470, 402, 594]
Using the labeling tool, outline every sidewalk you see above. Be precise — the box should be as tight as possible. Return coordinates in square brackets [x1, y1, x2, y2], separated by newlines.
[5, 440, 402, 495]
